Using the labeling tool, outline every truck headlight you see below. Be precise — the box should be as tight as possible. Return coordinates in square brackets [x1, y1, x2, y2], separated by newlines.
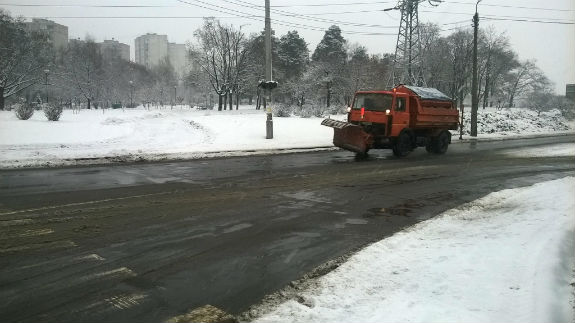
[347, 107, 351, 113]
[386, 109, 391, 115]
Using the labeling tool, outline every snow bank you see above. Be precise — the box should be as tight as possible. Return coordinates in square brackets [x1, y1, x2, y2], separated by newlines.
[252, 177, 575, 323]
[0, 105, 573, 168]
[457, 107, 570, 137]
[0, 106, 334, 168]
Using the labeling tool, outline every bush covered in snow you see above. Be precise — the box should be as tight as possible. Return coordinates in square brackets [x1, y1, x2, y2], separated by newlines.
[273, 103, 293, 117]
[271, 102, 346, 118]
[14, 101, 34, 120]
[460, 108, 570, 135]
[293, 103, 325, 118]
[43, 104, 63, 121]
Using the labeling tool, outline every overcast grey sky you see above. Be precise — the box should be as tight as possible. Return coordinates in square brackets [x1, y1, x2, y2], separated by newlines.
[2, 0, 574, 94]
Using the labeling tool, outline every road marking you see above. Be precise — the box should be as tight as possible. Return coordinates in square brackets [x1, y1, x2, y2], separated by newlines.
[105, 293, 147, 310]
[91, 267, 136, 280]
[0, 240, 76, 254]
[0, 219, 33, 227]
[18, 228, 54, 237]
[0, 191, 175, 217]
[77, 267, 137, 283]
[77, 253, 106, 261]
[0, 228, 54, 239]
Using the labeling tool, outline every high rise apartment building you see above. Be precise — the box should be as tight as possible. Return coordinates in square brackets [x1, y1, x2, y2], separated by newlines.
[99, 39, 130, 62]
[25, 18, 68, 50]
[168, 42, 188, 75]
[135, 33, 189, 77]
[135, 33, 168, 69]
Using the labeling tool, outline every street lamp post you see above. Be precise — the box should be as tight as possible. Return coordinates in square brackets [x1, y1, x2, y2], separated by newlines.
[43, 69, 50, 104]
[129, 80, 133, 111]
[173, 85, 177, 109]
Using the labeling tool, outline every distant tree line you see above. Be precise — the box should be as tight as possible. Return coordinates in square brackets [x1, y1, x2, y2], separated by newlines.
[1, 9, 572, 119]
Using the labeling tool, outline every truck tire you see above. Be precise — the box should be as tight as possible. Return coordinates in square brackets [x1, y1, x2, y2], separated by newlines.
[393, 132, 412, 157]
[432, 131, 450, 154]
[425, 140, 434, 153]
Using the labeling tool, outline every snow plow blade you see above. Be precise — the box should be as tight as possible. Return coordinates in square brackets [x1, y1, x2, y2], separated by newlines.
[321, 119, 372, 154]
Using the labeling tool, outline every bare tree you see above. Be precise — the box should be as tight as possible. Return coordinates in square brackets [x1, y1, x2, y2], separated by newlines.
[0, 10, 52, 110]
[502, 60, 549, 108]
[191, 19, 248, 111]
[477, 28, 516, 108]
[59, 38, 105, 109]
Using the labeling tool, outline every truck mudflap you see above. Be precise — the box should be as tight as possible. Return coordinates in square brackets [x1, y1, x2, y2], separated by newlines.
[321, 119, 373, 154]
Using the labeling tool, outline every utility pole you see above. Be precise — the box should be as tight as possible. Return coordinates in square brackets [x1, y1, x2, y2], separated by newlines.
[470, 0, 481, 137]
[43, 69, 50, 104]
[264, 0, 273, 139]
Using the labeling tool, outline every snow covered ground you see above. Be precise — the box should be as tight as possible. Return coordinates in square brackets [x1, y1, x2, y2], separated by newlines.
[0, 105, 572, 168]
[0, 105, 334, 168]
[250, 175, 575, 323]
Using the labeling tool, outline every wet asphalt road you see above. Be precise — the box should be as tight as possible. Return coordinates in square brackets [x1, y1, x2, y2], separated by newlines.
[0, 135, 574, 323]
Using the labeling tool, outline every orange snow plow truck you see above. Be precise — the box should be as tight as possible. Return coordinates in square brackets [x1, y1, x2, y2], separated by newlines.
[322, 85, 459, 157]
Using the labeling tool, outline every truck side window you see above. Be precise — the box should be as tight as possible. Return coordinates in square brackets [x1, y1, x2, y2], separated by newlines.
[396, 97, 406, 111]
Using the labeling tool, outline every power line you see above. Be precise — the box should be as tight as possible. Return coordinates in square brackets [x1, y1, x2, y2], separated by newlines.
[20, 16, 252, 19]
[222, 0, 399, 29]
[445, 1, 574, 13]
[244, 0, 574, 13]
[0, 3, 175, 7]
[175, 0, 399, 35]
[269, 0, 395, 7]
[223, 0, 574, 29]
[482, 17, 574, 25]
[420, 10, 574, 22]
[2, 1, 572, 13]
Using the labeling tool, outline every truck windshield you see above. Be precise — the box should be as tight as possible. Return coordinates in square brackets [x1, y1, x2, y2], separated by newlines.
[353, 93, 393, 112]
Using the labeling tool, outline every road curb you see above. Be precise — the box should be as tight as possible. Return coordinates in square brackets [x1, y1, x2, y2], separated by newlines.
[0, 132, 573, 170]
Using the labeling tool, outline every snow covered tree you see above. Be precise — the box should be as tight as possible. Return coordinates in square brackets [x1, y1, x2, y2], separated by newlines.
[191, 19, 248, 111]
[502, 60, 549, 108]
[0, 10, 52, 110]
[59, 37, 105, 110]
[311, 25, 348, 107]
[242, 31, 280, 108]
[477, 29, 517, 109]
[312, 25, 347, 66]
[277, 31, 309, 81]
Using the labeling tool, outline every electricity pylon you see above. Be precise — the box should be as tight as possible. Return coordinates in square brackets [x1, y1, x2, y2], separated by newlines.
[388, 0, 440, 87]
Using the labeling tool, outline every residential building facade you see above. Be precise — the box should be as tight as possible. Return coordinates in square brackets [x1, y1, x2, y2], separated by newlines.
[99, 39, 130, 62]
[567, 84, 575, 102]
[25, 18, 68, 50]
[135, 33, 190, 77]
[135, 33, 169, 69]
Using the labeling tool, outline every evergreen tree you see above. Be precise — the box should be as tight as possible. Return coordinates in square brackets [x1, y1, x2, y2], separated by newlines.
[312, 25, 347, 65]
[277, 31, 309, 80]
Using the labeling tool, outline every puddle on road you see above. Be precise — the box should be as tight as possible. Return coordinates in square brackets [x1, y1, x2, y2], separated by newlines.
[364, 200, 426, 218]
[362, 192, 457, 221]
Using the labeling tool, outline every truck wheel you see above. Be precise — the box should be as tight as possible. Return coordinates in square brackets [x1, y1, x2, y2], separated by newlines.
[393, 133, 411, 157]
[433, 132, 450, 154]
[425, 140, 434, 153]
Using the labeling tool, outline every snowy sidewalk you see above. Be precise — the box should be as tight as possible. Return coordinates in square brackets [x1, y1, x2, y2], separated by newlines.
[0, 106, 572, 168]
[251, 177, 575, 323]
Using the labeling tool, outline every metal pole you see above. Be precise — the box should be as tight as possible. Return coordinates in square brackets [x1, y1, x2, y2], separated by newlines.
[265, 0, 273, 139]
[44, 69, 49, 104]
[470, 0, 481, 137]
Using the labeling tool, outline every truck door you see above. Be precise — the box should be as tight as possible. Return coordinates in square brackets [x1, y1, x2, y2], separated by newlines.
[390, 94, 409, 137]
